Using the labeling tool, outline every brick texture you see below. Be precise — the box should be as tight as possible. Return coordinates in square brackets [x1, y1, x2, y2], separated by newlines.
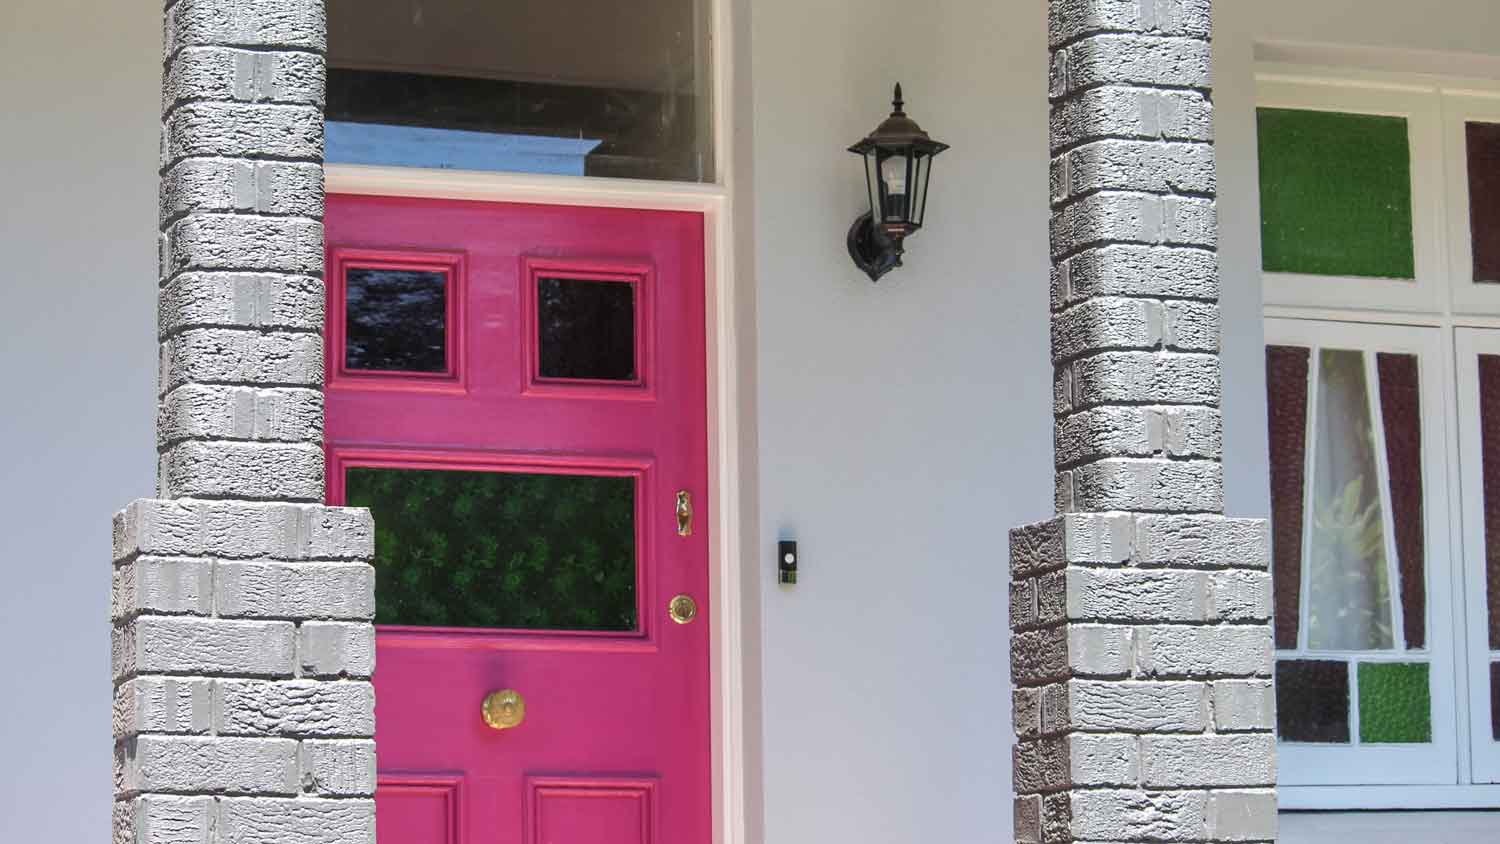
[114, 3, 377, 841]
[1012, 3, 1278, 842]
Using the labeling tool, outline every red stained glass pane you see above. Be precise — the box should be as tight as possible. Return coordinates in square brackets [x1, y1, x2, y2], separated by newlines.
[1492, 662, 1500, 741]
[1466, 122, 1500, 283]
[1266, 345, 1310, 650]
[1377, 353, 1426, 649]
[1481, 355, 1500, 649]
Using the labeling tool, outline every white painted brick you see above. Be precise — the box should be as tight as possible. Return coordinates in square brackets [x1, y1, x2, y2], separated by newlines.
[1210, 570, 1273, 621]
[1069, 680, 1209, 732]
[216, 797, 375, 844]
[1142, 734, 1275, 788]
[116, 617, 295, 680]
[299, 739, 376, 796]
[115, 677, 214, 736]
[298, 622, 375, 679]
[1069, 733, 1139, 786]
[1070, 789, 1209, 842]
[1049, 0, 1212, 46]
[160, 328, 322, 392]
[160, 272, 323, 334]
[1068, 351, 1220, 408]
[1011, 518, 1067, 577]
[165, 102, 322, 163]
[1053, 245, 1218, 308]
[1135, 515, 1270, 569]
[1163, 300, 1220, 352]
[1066, 568, 1210, 623]
[164, 214, 323, 278]
[1051, 86, 1215, 152]
[1213, 680, 1275, 732]
[1011, 578, 1038, 629]
[161, 159, 323, 224]
[158, 385, 323, 448]
[113, 557, 213, 619]
[1068, 624, 1134, 677]
[1062, 457, 1224, 513]
[117, 500, 374, 562]
[1056, 406, 1221, 466]
[121, 735, 298, 795]
[115, 795, 214, 844]
[1012, 627, 1070, 686]
[164, 47, 324, 112]
[1208, 790, 1278, 840]
[167, 0, 325, 53]
[1051, 192, 1217, 257]
[1052, 35, 1212, 97]
[1137, 625, 1273, 678]
[1014, 687, 1042, 740]
[1052, 296, 1164, 361]
[216, 561, 374, 620]
[1014, 737, 1070, 792]
[160, 441, 323, 501]
[214, 679, 374, 737]
[1052, 139, 1215, 202]
[1014, 795, 1042, 843]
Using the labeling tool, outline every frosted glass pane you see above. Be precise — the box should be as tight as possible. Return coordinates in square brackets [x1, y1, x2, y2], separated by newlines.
[1306, 349, 1395, 651]
[1357, 662, 1431, 744]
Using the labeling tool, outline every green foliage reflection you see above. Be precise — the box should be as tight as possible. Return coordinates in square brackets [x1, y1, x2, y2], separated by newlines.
[347, 467, 637, 630]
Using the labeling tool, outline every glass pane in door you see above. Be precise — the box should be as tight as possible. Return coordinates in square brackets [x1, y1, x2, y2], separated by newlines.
[346, 467, 638, 631]
[326, 0, 713, 182]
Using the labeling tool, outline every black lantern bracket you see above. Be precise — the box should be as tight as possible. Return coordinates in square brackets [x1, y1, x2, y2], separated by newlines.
[847, 84, 950, 282]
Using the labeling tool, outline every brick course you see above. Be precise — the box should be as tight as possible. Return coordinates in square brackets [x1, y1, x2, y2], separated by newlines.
[113, 2, 376, 841]
[1012, 2, 1278, 841]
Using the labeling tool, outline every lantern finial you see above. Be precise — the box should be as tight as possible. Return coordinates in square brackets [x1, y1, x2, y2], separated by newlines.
[892, 83, 904, 116]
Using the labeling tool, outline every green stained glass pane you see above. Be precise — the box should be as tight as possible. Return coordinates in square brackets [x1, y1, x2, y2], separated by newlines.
[346, 467, 637, 631]
[1257, 108, 1416, 279]
[1357, 662, 1431, 744]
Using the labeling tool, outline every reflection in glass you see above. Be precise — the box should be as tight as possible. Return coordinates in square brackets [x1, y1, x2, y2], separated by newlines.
[326, 0, 712, 181]
[1306, 349, 1395, 651]
[347, 467, 637, 631]
[537, 278, 636, 382]
[345, 268, 447, 373]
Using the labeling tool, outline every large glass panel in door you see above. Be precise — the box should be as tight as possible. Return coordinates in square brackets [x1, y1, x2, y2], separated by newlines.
[326, 0, 714, 181]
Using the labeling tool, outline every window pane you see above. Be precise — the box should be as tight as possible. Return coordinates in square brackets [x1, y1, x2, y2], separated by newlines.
[345, 268, 447, 373]
[1466, 122, 1500, 283]
[1277, 659, 1350, 743]
[1492, 662, 1500, 741]
[1358, 662, 1431, 744]
[1481, 354, 1500, 651]
[1306, 349, 1395, 651]
[537, 277, 637, 382]
[346, 467, 637, 631]
[326, 0, 712, 182]
[1257, 108, 1415, 279]
[1266, 344, 1311, 650]
[1376, 353, 1426, 649]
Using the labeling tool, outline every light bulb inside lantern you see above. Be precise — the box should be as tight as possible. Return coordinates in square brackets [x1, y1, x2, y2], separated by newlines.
[880, 155, 908, 195]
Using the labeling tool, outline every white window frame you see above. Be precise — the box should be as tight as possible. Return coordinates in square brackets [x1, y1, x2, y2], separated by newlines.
[1456, 328, 1500, 784]
[1256, 75, 1447, 314]
[1266, 318, 1458, 789]
[1442, 90, 1500, 315]
[1259, 64, 1500, 810]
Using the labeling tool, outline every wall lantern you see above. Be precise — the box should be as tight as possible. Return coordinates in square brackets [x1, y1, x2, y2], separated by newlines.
[847, 84, 950, 282]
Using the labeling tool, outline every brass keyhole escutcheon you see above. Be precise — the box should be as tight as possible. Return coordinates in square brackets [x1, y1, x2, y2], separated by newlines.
[482, 689, 526, 731]
[676, 490, 693, 537]
[669, 594, 698, 625]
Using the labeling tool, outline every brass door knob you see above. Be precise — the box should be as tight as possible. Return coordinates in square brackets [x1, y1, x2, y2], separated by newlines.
[482, 689, 526, 730]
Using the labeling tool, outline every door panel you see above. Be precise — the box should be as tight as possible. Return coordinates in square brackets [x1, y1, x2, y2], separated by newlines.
[325, 195, 710, 844]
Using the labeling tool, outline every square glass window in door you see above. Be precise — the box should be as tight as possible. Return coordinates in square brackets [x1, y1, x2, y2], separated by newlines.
[1466, 122, 1500, 283]
[523, 260, 652, 396]
[328, 250, 465, 391]
[345, 465, 639, 632]
[1257, 108, 1417, 280]
[325, 0, 713, 182]
[1266, 343, 1433, 745]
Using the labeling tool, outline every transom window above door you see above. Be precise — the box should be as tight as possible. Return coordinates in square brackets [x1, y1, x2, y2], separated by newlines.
[325, 0, 714, 182]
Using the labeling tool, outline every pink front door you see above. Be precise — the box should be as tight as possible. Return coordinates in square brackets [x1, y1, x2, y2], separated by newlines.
[324, 194, 711, 844]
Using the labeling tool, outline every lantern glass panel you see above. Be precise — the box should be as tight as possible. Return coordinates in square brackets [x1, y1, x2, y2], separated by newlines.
[863, 152, 882, 226]
[879, 151, 913, 223]
[910, 153, 933, 229]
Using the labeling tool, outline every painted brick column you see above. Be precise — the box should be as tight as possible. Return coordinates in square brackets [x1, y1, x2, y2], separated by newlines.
[112, 2, 377, 842]
[1010, 2, 1278, 842]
